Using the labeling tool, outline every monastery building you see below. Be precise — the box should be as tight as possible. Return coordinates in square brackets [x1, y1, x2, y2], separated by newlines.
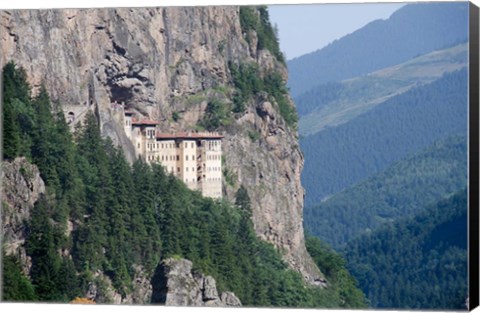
[123, 108, 223, 198]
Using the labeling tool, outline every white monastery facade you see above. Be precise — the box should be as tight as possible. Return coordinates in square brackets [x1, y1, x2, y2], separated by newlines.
[123, 108, 224, 198]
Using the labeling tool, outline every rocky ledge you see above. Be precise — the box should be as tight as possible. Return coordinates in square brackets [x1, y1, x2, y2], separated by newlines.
[151, 258, 241, 307]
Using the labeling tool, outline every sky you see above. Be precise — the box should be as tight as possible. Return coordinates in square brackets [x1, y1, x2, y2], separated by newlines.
[268, 3, 406, 61]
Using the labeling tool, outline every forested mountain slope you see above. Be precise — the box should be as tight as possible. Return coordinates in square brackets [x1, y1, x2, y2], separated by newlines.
[287, 2, 468, 98]
[304, 134, 467, 249]
[297, 43, 467, 136]
[1, 62, 366, 307]
[0, 5, 318, 284]
[301, 68, 467, 206]
[345, 189, 467, 309]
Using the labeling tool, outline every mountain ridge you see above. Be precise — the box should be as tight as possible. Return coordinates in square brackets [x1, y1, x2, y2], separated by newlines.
[304, 134, 467, 249]
[345, 188, 467, 309]
[287, 2, 469, 98]
[298, 43, 468, 136]
[300, 68, 467, 206]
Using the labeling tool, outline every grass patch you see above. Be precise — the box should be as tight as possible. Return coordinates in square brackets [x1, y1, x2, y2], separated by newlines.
[248, 130, 261, 142]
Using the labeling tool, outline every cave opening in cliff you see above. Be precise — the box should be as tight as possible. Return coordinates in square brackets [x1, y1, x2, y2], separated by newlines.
[109, 85, 134, 105]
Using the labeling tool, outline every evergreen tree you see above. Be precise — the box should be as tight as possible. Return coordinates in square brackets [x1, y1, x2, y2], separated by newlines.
[2, 61, 34, 159]
[2, 252, 37, 301]
[26, 195, 63, 301]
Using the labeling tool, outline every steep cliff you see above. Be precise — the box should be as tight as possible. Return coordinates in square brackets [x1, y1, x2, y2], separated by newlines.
[0, 6, 322, 283]
[1, 157, 46, 275]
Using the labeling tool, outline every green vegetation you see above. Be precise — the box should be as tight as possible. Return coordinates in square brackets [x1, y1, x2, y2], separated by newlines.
[199, 98, 232, 131]
[229, 61, 297, 128]
[2, 252, 37, 301]
[239, 6, 285, 64]
[301, 68, 467, 207]
[248, 130, 261, 142]
[304, 134, 467, 249]
[223, 167, 237, 187]
[2, 62, 364, 308]
[345, 189, 467, 309]
[172, 111, 180, 122]
[306, 236, 367, 308]
[297, 44, 468, 136]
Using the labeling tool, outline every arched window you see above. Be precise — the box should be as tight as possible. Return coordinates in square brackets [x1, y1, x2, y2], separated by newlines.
[67, 112, 75, 124]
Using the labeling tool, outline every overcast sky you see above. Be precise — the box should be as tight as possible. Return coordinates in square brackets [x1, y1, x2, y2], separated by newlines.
[268, 3, 406, 61]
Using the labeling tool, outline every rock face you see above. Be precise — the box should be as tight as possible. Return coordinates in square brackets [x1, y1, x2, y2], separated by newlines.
[0, 6, 323, 283]
[151, 258, 241, 307]
[84, 266, 152, 304]
[1, 157, 46, 275]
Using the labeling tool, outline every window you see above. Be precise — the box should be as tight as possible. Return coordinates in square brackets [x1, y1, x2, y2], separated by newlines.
[191, 142, 194, 148]
[192, 155, 195, 160]
[177, 167, 180, 172]
[176, 143, 180, 148]
[177, 155, 179, 161]
[186, 167, 189, 172]
[185, 142, 187, 148]
[162, 156, 164, 161]
[186, 155, 189, 161]
[138, 143, 140, 148]
[162, 144, 164, 149]
[192, 167, 195, 172]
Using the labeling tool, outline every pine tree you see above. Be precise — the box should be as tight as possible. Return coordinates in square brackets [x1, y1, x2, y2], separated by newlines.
[26, 195, 63, 301]
[2, 251, 37, 301]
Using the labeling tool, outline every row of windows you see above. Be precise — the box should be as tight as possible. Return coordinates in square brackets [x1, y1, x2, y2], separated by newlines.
[146, 129, 155, 139]
[149, 154, 220, 164]
[140, 141, 224, 153]
[185, 155, 196, 161]
[207, 141, 220, 150]
[207, 167, 221, 172]
[184, 177, 222, 183]
[205, 177, 221, 182]
[159, 155, 178, 162]
[144, 142, 200, 150]
[207, 154, 220, 161]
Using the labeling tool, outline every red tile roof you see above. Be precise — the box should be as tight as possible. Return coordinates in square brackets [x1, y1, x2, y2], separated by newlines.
[131, 118, 158, 126]
[156, 132, 224, 140]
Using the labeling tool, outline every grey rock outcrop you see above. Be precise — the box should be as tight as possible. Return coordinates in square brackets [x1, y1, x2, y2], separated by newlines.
[0, 6, 324, 284]
[84, 266, 152, 304]
[151, 258, 241, 307]
[1, 157, 46, 275]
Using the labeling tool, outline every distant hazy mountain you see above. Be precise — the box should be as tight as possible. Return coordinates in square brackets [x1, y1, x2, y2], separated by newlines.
[300, 68, 467, 207]
[287, 2, 468, 98]
[297, 43, 467, 136]
[345, 188, 467, 309]
[304, 134, 467, 249]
